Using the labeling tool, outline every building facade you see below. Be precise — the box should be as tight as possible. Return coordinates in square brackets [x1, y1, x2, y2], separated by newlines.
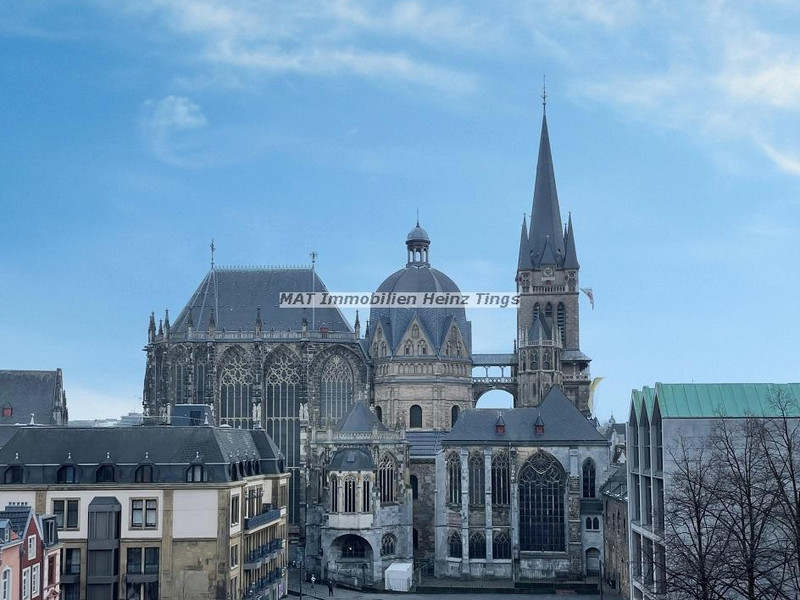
[433, 388, 609, 582]
[139, 106, 602, 587]
[627, 382, 800, 600]
[601, 464, 628, 598]
[0, 425, 289, 600]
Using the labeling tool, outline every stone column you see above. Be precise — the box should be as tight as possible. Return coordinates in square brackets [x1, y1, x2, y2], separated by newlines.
[460, 448, 469, 576]
[484, 449, 493, 564]
[510, 448, 519, 563]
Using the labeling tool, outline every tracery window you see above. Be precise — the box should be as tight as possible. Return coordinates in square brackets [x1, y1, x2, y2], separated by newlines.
[378, 455, 396, 503]
[446, 453, 461, 505]
[173, 358, 185, 404]
[543, 350, 551, 370]
[493, 531, 511, 559]
[491, 452, 510, 505]
[468, 454, 484, 505]
[380, 534, 396, 556]
[220, 352, 254, 429]
[519, 452, 566, 552]
[341, 535, 367, 559]
[404, 342, 412, 355]
[320, 356, 354, 424]
[531, 350, 538, 368]
[468, 532, 486, 559]
[361, 477, 371, 512]
[330, 475, 339, 512]
[195, 362, 206, 403]
[545, 302, 553, 318]
[419, 342, 427, 355]
[411, 324, 419, 339]
[582, 459, 596, 498]
[448, 531, 462, 558]
[265, 352, 301, 524]
[344, 477, 357, 513]
[409, 405, 422, 428]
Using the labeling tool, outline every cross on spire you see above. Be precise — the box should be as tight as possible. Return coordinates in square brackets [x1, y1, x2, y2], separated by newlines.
[210, 239, 216, 269]
[542, 74, 547, 114]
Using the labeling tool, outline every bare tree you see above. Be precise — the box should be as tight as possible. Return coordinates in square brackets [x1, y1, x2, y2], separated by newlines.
[664, 434, 730, 600]
[759, 388, 800, 599]
[710, 417, 784, 600]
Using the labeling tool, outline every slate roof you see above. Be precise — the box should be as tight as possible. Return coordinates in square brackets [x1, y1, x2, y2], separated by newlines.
[443, 387, 607, 446]
[170, 267, 353, 334]
[328, 448, 375, 471]
[405, 431, 443, 459]
[631, 383, 800, 421]
[528, 114, 566, 269]
[600, 463, 627, 501]
[605, 423, 626, 440]
[0, 370, 65, 426]
[369, 231, 472, 355]
[0, 504, 32, 538]
[0, 426, 286, 484]
[336, 401, 387, 433]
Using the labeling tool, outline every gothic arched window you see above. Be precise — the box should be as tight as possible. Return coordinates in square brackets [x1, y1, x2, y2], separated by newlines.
[521, 351, 527, 371]
[545, 302, 553, 318]
[173, 359, 185, 404]
[468, 454, 484, 505]
[451, 405, 460, 427]
[519, 452, 566, 552]
[409, 405, 422, 428]
[320, 355, 354, 424]
[220, 352, 254, 429]
[265, 352, 301, 524]
[533, 303, 540, 320]
[446, 453, 461, 505]
[375, 405, 382, 422]
[381, 534, 396, 556]
[330, 475, 339, 512]
[195, 361, 206, 403]
[362, 476, 371, 512]
[378, 454, 396, 503]
[557, 302, 566, 344]
[582, 459, 596, 498]
[493, 531, 511, 559]
[341, 535, 367, 559]
[544, 350, 552, 370]
[410, 474, 418, 499]
[411, 324, 419, 339]
[448, 531, 462, 558]
[491, 452, 510, 506]
[344, 477, 357, 513]
[469, 532, 486, 559]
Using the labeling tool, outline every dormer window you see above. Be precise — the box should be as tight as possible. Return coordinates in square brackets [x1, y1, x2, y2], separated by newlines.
[534, 414, 544, 435]
[57, 465, 77, 484]
[96, 465, 115, 483]
[496, 424, 505, 435]
[1, 406, 11, 418]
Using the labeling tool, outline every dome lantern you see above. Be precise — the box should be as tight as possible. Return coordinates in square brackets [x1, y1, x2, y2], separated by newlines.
[406, 219, 430, 267]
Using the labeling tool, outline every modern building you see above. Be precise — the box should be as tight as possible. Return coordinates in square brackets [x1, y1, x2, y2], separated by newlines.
[433, 387, 609, 582]
[0, 424, 290, 600]
[627, 382, 800, 600]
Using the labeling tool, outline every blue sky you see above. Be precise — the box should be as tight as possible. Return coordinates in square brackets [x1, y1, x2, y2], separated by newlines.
[1, 1, 799, 421]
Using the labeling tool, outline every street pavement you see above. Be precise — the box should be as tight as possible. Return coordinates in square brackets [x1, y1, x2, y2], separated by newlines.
[287, 569, 625, 600]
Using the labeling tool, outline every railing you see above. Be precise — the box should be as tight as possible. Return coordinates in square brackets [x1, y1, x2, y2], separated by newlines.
[529, 285, 566, 293]
[243, 569, 283, 599]
[244, 540, 284, 569]
[154, 329, 356, 343]
[472, 377, 515, 384]
[244, 507, 282, 531]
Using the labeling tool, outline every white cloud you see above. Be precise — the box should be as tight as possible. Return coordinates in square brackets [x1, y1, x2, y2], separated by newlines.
[758, 141, 800, 175]
[141, 95, 208, 166]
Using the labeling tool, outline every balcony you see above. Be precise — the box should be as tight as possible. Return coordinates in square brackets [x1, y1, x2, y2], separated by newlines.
[243, 569, 283, 599]
[244, 507, 283, 531]
[244, 540, 284, 571]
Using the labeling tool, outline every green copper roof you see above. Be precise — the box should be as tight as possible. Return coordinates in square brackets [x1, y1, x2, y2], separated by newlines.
[631, 383, 800, 421]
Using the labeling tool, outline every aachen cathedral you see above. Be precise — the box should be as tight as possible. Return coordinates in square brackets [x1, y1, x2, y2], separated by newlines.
[142, 108, 610, 585]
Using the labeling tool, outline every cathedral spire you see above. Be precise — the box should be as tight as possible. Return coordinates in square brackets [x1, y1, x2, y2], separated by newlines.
[148, 312, 156, 343]
[529, 112, 565, 268]
[517, 215, 532, 271]
[563, 212, 580, 269]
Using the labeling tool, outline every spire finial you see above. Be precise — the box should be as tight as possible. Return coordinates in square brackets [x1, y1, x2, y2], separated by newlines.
[210, 239, 216, 269]
[542, 74, 547, 114]
[416, 208, 420, 227]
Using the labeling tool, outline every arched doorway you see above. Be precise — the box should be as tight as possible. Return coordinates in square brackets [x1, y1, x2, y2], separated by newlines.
[329, 534, 374, 586]
[586, 547, 601, 576]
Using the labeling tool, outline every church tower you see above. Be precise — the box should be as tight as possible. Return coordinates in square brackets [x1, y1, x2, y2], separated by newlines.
[516, 106, 591, 413]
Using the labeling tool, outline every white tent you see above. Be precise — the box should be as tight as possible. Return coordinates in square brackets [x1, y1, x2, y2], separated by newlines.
[384, 561, 413, 592]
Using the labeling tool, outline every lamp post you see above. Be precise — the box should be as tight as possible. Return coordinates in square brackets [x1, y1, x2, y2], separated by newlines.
[298, 553, 304, 600]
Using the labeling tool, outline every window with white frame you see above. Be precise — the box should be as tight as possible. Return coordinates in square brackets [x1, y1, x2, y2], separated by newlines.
[31, 564, 39, 598]
[27, 535, 36, 559]
[22, 567, 30, 600]
[1, 568, 11, 600]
